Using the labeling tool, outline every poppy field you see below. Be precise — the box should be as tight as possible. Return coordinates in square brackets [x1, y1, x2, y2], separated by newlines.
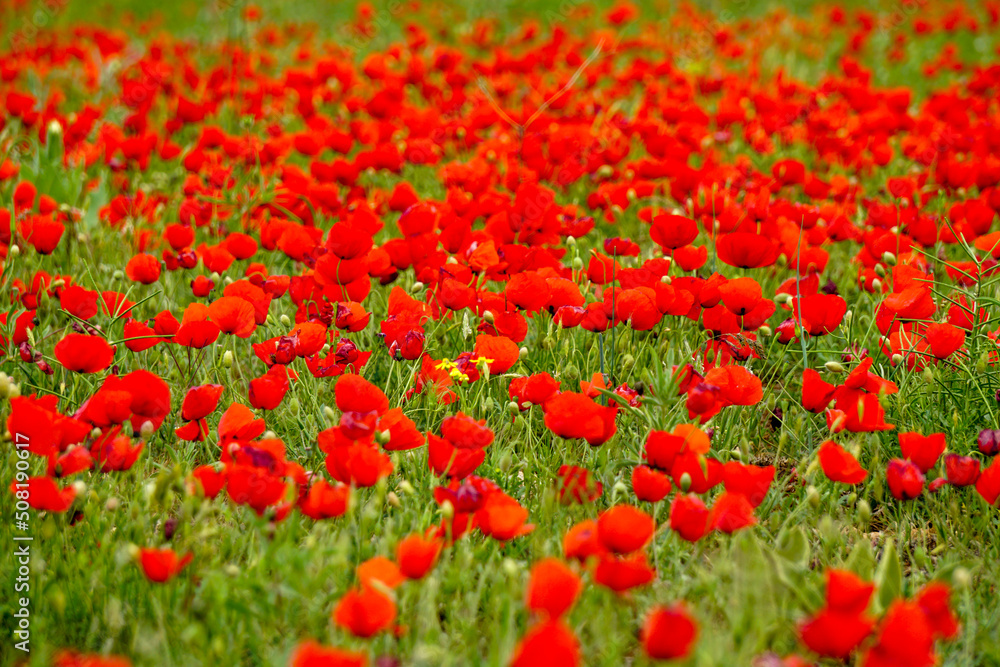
[4, 0, 1000, 664]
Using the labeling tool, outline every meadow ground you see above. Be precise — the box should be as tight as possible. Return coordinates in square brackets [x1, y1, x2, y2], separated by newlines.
[2, 0, 1000, 665]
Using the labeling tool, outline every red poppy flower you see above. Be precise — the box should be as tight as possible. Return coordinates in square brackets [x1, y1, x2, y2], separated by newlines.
[181, 384, 224, 421]
[818, 441, 867, 484]
[716, 232, 779, 268]
[12, 476, 76, 512]
[886, 458, 925, 500]
[54, 334, 115, 373]
[333, 587, 396, 638]
[707, 491, 757, 533]
[669, 494, 709, 542]
[898, 432, 946, 473]
[650, 214, 698, 250]
[641, 604, 699, 661]
[722, 461, 774, 507]
[597, 504, 654, 554]
[976, 458, 1000, 506]
[859, 600, 935, 667]
[543, 392, 617, 446]
[795, 294, 847, 336]
[289, 641, 367, 667]
[943, 454, 980, 487]
[90, 431, 144, 472]
[472, 334, 520, 374]
[509, 620, 580, 667]
[125, 253, 161, 284]
[208, 296, 257, 338]
[298, 480, 350, 520]
[138, 548, 192, 583]
[632, 465, 672, 503]
[526, 558, 581, 620]
[396, 532, 441, 580]
[593, 552, 655, 593]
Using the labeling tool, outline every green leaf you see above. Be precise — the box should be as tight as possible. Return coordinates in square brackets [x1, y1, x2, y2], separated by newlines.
[874, 538, 902, 613]
[776, 526, 811, 568]
[844, 539, 876, 581]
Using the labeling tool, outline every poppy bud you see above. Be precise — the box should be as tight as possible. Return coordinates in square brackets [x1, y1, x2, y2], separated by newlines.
[882, 251, 897, 266]
[953, 567, 971, 590]
[758, 325, 772, 336]
[891, 353, 903, 366]
[857, 499, 871, 526]
[874, 264, 886, 278]
[398, 480, 415, 495]
[807, 486, 820, 508]
[498, 451, 512, 472]
[774, 293, 792, 305]
[977, 429, 1000, 456]
[223, 350, 233, 368]
[0, 373, 9, 398]
[622, 354, 635, 372]
[106, 497, 120, 511]
[572, 257, 583, 270]
[507, 401, 519, 415]
[440, 500, 454, 519]
[824, 361, 845, 373]
[819, 515, 837, 543]
[679, 472, 692, 492]
[502, 558, 519, 577]
[9, 244, 20, 257]
[279, 314, 291, 327]
[871, 278, 882, 292]
[288, 397, 300, 414]
[976, 352, 988, 373]
[387, 491, 401, 508]
[411, 282, 424, 293]
[660, 275, 671, 284]
[127, 543, 141, 561]
[519, 346, 528, 359]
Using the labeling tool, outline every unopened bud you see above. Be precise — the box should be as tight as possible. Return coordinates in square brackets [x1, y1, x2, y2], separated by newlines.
[881, 251, 897, 266]
[483, 310, 494, 324]
[807, 485, 820, 509]
[824, 361, 845, 373]
[857, 499, 871, 526]
[679, 472, 692, 492]
[440, 500, 454, 519]
[222, 350, 234, 368]
[280, 314, 291, 327]
[398, 480, 415, 495]
[387, 491, 401, 508]
[139, 421, 154, 439]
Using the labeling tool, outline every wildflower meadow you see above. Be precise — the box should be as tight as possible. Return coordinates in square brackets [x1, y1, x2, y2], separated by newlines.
[2, 0, 1000, 665]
